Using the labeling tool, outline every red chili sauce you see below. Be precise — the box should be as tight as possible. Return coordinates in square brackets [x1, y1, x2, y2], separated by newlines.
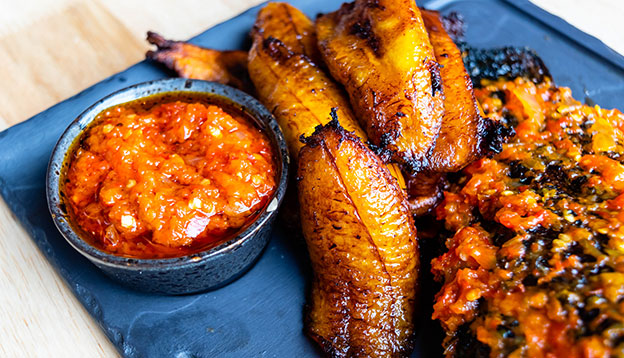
[62, 94, 277, 259]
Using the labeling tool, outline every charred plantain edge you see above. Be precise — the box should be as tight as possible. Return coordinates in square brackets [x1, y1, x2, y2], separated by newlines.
[146, 31, 178, 49]
[425, 58, 444, 98]
[299, 108, 356, 147]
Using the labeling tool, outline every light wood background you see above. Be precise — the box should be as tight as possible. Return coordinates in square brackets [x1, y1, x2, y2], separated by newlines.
[0, 1, 622, 357]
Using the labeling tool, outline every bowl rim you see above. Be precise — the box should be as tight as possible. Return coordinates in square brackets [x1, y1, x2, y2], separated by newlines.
[46, 78, 289, 270]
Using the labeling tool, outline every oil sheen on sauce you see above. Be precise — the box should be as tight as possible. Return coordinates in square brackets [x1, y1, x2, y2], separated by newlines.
[433, 78, 624, 357]
[62, 93, 277, 259]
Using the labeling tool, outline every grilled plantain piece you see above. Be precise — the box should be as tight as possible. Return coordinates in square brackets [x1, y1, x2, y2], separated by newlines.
[248, 3, 367, 159]
[316, 0, 444, 173]
[146, 32, 253, 93]
[400, 10, 506, 216]
[298, 121, 419, 358]
[250, 2, 322, 65]
[421, 9, 500, 173]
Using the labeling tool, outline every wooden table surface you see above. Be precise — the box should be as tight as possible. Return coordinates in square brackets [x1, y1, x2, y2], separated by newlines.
[1, 0, 622, 356]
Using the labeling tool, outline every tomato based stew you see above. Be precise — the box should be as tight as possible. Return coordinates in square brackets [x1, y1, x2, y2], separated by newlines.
[433, 78, 624, 357]
[63, 94, 277, 259]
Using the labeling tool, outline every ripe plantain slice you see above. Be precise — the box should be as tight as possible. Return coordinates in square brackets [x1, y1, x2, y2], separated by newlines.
[146, 32, 253, 93]
[251, 2, 322, 65]
[316, 0, 444, 173]
[298, 121, 419, 357]
[248, 3, 367, 160]
[421, 9, 500, 173]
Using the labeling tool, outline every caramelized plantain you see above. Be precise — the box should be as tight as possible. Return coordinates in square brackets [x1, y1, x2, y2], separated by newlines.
[421, 10, 497, 173]
[146, 32, 253, 93]
[248, 3, 366, 159]
[316, 0, 444, 173]
[298, 121, 419, 357]
[248, 3, 405, 186]
[251, 2, 322, 64]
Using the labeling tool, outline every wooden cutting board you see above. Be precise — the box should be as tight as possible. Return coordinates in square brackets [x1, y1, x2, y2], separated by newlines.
[0, 1, 622, 357]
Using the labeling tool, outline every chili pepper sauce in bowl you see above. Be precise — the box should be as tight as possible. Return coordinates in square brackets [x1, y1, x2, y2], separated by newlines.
[65, 94, 277, 259]
[47, 79, 288, 294]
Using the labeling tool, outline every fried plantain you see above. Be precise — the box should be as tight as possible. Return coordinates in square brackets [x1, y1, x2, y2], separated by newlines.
[421, 9, 498, 173]
[146, 32, 253, 93]
[251, 2, 322, 64]
[248, 3, 366, 159]
[316, 0, 444, 173]
[298, 121, 419, 357]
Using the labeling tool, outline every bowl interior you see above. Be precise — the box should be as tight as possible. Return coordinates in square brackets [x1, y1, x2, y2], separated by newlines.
[46, 78, 288, 269]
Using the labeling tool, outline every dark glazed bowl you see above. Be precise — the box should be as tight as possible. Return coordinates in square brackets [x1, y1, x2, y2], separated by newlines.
[46, 78, 289, 295]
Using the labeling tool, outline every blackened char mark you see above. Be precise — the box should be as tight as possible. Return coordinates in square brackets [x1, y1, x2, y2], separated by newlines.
[480, 220, 515, 247]
[367, 142, 394, 163]
[426, 58, 444, 97]
[372, 124, 401, 164]
[508, 160, 534, 184]
[460, 45, 551, 86]
[541, 164, 588, 196]
[379, 128, 400, 149]
[299, 108, 350, 147]
[403, 155, 428, 174]
[262, 36, 294, 62]
[481, 117, 515, 157]
[351, 19, 381, 55]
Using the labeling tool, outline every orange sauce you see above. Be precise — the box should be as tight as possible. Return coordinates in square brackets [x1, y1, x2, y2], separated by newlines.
[63, 94, 277, 259]
[433, 78, 624, 357]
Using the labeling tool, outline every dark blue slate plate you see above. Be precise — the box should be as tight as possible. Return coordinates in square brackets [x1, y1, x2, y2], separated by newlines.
[1, 0, 622, 357]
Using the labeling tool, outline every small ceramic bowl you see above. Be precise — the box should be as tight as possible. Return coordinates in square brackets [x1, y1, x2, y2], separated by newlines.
[46, 78, 288, 295]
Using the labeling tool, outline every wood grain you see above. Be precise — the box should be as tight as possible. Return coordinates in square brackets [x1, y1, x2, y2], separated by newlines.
[0, 199, 118, 357]
[0, 0, 264, 128]
[0, 0, 621, 357]
[0, 1, 144, 128]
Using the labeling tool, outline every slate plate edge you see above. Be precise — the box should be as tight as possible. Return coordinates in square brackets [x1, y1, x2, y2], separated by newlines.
[0, 0, 622, 356]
